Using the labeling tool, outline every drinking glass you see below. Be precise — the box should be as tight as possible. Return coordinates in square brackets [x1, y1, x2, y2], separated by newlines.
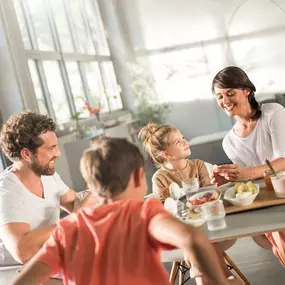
[183, 178, 199, 200]
[201, 200, 227, 231]
[270, 171, 285, 198]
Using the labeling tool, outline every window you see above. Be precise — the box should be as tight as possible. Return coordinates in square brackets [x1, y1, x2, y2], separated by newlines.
[13, 0, 122, 125]
[149, 47, 213, 102]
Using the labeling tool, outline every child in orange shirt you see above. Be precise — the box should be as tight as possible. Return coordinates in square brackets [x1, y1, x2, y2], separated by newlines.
[11, 138, 237, 285]
[139, 123, 237, 285]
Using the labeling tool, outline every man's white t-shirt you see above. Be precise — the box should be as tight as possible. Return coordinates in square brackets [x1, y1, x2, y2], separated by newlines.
[223, 103, 285, 167]
[0, 167, 69, 266]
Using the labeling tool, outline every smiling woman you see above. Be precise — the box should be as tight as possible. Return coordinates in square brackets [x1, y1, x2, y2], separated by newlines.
[210, 66, 285, 183]
[210, 66, 285, 267]
[212, 66, 260, 120]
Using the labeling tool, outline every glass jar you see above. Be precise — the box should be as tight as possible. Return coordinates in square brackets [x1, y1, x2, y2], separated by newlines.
[263, 170, 275, 191]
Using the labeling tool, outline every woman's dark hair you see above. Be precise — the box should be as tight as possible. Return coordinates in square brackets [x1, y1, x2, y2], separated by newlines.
[0, 110, 56, 161]
[80, 137, 145, 201]
[212, 66, 261, 120]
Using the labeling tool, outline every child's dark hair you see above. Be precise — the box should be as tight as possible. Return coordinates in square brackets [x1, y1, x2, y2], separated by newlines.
[80, 137, 145, 200]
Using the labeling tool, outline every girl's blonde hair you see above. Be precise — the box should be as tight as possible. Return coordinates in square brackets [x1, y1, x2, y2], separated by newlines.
[138, 123, 176, 167]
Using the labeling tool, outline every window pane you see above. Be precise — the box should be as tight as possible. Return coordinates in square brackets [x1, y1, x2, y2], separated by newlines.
[49, 0, 74, 52]
[149, 48, 211, 102]
[84, 62, 109, 112]
[28, 60, 49, 115]
[13, 0, 32, 49]
[43, 61, 71, 124]
[27, 0, 55, 51]
[69, 0, 95, 54]
[65, 62, 89, 117]
[85, 0, 110, 55]
[100, 62, 122, 110]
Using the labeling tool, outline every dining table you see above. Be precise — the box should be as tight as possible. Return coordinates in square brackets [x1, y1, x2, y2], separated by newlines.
[161, 179, 285, 279]
[0, 265, 22, 284]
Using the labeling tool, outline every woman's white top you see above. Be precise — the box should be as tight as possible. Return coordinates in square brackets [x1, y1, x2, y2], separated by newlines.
[223, 103, 285, 167]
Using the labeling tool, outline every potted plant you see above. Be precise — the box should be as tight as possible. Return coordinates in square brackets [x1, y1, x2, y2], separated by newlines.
[71, 111, 87, 140]
[128, 60, 170, 127]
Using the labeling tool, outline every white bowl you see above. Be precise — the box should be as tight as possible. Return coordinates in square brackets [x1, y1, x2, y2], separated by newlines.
[187, 189, 222, 207]
[223, 184, 260, 206]
[179, 215, 206, 227]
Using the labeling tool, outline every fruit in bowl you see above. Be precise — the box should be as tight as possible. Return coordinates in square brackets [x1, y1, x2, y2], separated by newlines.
[224, 182, 259, 206]
[187, 189, 221, 207]
[234, 181, 257, 197]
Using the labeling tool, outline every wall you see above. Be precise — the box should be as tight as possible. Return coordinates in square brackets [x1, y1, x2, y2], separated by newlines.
[118, 0, 285, 138]
[0, 1, 38, 121]
[0, 7, 23, 120]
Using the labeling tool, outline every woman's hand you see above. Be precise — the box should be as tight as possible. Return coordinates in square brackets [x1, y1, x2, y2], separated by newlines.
[210, 164, 230, 186]
[213, 164, 247, 181]
[210, 171, 229, 186]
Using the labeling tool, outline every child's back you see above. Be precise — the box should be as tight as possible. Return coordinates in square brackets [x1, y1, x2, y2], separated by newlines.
[35, 198, 171, 285]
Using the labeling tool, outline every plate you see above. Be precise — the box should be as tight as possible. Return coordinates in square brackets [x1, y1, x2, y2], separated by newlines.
[179, 215, 206, 227]
[186, 189, 222, 208]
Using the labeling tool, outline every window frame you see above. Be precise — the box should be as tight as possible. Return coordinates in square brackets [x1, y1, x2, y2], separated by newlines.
[11, 0, 122, 125]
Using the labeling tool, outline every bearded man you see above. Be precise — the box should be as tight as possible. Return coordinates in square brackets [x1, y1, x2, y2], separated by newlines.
[0, 111, 79, 267]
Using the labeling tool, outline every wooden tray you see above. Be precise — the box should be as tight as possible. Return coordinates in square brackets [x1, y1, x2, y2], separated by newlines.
[224, 187, 285, 214]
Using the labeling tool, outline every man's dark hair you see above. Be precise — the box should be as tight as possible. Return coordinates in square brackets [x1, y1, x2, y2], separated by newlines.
[0, 110, 56, 161]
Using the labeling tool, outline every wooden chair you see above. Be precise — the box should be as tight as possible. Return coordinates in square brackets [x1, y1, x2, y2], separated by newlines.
[169, 253, 251, 285]
[223, 252, 251, 285]
[169, 261, 189, 285]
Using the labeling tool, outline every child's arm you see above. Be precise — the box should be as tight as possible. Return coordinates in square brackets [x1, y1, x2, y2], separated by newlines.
[11, 261, 53, 285]
[149, 215, 232, 285]
[197, 160, 212, 186]
[152, 175, 170, 200]
[11, 224, 65, 285]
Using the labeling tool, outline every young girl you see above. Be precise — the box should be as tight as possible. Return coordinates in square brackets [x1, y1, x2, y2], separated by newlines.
[139, 123, 237, 285]
[139, 123, 211, 200]
[11, 138, 237, 285]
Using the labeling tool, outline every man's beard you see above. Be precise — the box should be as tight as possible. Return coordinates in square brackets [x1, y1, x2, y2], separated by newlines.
[31, 156, 55, 176]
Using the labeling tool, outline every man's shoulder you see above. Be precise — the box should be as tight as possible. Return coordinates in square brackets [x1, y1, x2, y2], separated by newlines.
[0, 169, 22, 193]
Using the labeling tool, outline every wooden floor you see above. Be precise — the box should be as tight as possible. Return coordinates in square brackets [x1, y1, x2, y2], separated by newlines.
[164, 237, 285, 285]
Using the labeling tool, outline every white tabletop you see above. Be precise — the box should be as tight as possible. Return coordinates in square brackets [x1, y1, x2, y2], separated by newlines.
[205, 204, 285, 242]
[161, 204, 285, 262]
[0, 265, 22, 284]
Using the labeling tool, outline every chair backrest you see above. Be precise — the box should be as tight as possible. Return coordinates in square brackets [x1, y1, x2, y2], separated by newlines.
[204, 162, 214, 175]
